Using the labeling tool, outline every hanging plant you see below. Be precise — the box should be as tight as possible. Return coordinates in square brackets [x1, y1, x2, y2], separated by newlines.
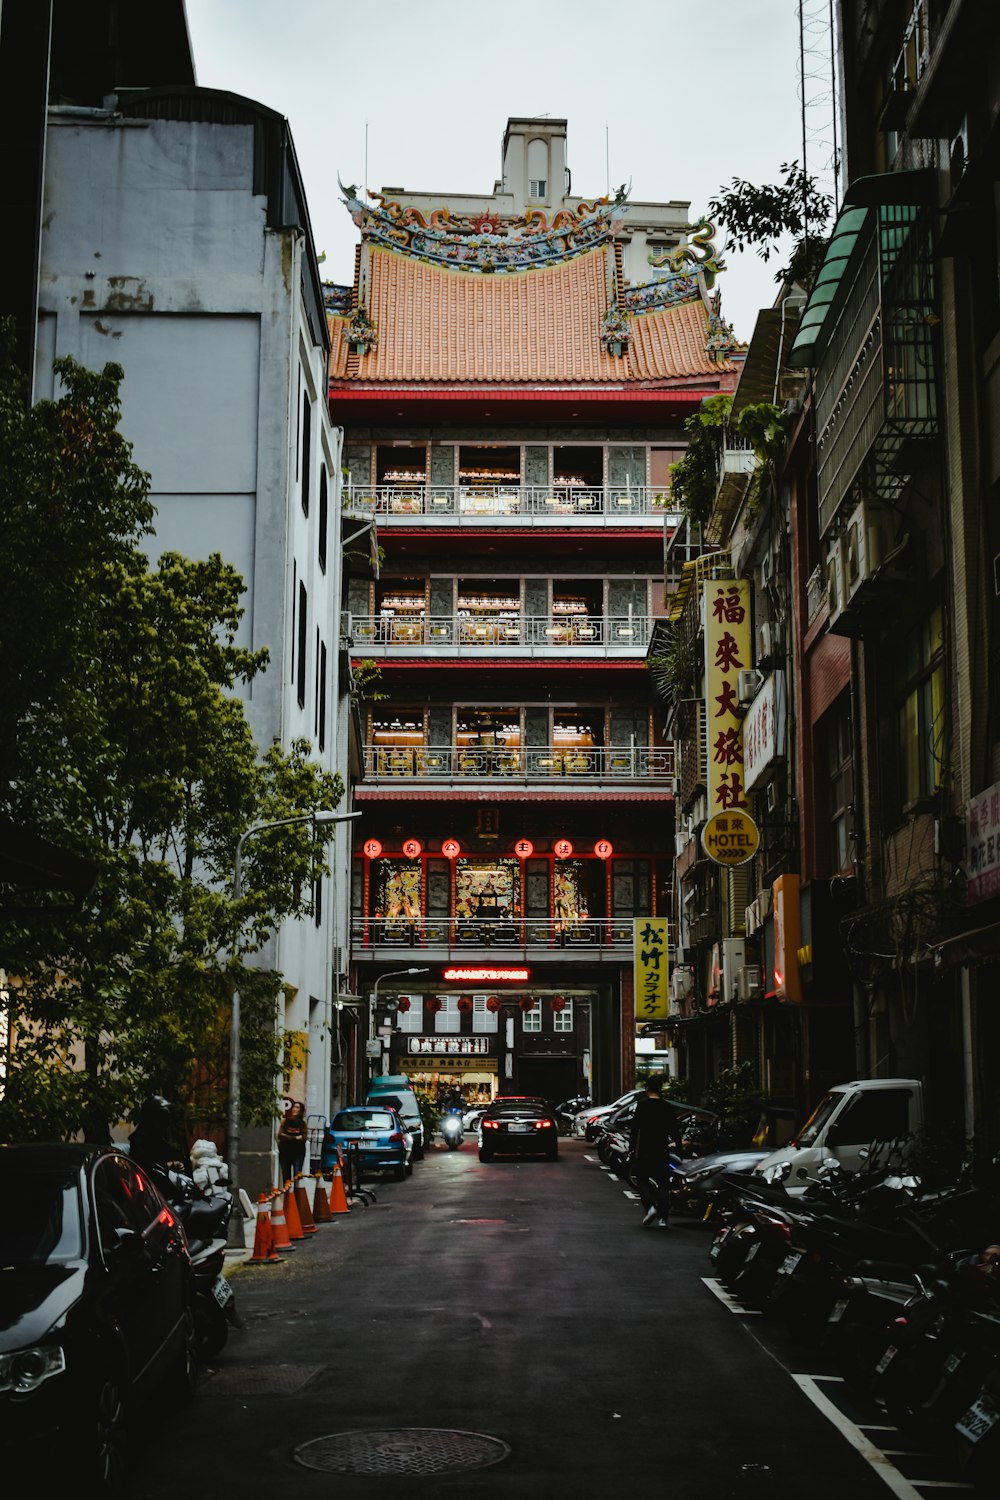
[550, 996, 567, 1013]
[396, 997, 411, 1014]
[457, 995, 473, 1014]
[518, 997, 536, 1013]
[486, 996, 501, 1013]
[427, 997, 442, 1014]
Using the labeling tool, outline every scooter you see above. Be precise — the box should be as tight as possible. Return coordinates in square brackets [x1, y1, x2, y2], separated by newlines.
[440, 1112, 464, 1150]
[164, 1168, 241, 1360]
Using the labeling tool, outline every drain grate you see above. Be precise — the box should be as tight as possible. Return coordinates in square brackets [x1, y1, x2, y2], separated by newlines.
[294, 1427, 510, 1476]
[201, 1363, 324, 1397]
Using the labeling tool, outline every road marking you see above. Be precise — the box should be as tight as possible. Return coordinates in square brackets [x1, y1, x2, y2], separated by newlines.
[700, 1277, 762, 1314]
[790, 1375, 938, 1500]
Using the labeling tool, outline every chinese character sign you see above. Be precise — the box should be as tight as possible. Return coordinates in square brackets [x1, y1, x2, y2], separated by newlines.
[634, 917, 669, 1020]
[967, 782, 1000, 904]
[704, 579, 751, 817]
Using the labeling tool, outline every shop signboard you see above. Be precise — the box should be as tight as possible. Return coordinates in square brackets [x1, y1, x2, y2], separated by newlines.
[634, 917, 669, 1020]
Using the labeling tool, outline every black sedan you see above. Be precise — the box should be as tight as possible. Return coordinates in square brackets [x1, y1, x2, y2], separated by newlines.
[478, 1100, 559, 1161]
[0, 1143, 197, 1493]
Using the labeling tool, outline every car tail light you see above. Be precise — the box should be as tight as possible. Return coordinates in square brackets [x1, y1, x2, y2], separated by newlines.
[482, 1120, 500, 1130]
[388, 1132, 404, 1143]
[535, 1119, 555, 1129]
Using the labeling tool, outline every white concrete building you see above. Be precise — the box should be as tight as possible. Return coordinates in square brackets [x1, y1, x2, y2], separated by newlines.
[33, 84, 352, 1192]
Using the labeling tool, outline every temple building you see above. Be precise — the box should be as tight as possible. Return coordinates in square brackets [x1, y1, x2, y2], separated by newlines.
[326, 117, 740, 1105]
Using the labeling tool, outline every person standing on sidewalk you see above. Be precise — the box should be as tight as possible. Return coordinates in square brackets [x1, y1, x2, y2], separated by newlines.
[628, 1073, 677, 1228]
[277, 1100, 308, 1185]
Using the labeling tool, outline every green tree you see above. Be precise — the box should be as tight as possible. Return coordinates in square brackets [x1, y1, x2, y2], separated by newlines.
[0, 327, 343, 1143]
[708, 161, 832, 289]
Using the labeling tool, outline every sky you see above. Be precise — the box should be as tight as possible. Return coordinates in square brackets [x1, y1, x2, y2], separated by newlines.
[184, 0, 833, 342]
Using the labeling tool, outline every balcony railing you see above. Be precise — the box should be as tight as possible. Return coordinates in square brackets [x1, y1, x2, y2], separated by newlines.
[353, 613, 651, 651]
[352, 916, 677, 954]
[343, 484, 677, 524]
[363, 744, 675, 784]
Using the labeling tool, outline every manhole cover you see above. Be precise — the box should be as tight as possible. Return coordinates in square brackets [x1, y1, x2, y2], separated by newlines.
[294, 1427, 511, 1476]
[201, 1363, 323, 1396]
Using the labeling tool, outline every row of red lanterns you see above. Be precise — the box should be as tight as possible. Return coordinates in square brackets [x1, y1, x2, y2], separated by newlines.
[363, 837, 613, 860]
[395, 995, 567, 1014]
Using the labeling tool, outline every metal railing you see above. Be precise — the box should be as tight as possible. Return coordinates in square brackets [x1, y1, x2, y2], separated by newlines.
[351, 916, 677, 953]
[353, 613, 651, 650]
[363, 744, 675, 783]
[343, 484, 678, 522]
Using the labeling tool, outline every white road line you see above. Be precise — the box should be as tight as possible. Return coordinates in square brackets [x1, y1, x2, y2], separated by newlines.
[700, 1276, 762, 1314]
[790, 1375, 939, 1500]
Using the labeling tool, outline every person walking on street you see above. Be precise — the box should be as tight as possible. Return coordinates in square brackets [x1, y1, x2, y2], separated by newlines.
[277, 1100, 308, 1184]
[629, 1073, 677, 1228]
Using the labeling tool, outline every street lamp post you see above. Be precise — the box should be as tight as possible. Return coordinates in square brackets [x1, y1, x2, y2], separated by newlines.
[227, 809, 361, 1246]
[370, 967, 429, 1077]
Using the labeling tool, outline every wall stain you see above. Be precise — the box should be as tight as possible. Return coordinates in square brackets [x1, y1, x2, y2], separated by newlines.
[105, 276, 154, 312]
[93, 319, 122, 339]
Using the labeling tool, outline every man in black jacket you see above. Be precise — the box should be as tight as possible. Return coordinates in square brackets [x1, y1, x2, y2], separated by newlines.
[628, 1073, 677, 1228]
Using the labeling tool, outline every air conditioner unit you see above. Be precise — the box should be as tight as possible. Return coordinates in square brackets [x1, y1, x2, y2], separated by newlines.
[670, 968, 694, 1000]
[826, 540, 846, 625]
[340, 610, 355, 646]
[722, 938, 746, 1002]
[737, 965, 763, 1001]
[756, 621, 773, 666]
[843, 500, 884, 599]
[737, 669, 761, 707]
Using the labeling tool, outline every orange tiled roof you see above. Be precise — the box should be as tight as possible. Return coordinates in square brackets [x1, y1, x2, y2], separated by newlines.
[328, 245, 732, 386]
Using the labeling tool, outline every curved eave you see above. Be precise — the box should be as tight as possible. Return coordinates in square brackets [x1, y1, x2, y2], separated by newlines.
[328, 383, 735, 424]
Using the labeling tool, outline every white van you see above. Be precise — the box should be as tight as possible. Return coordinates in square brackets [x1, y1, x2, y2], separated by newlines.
[753, 1077, 924, 1190]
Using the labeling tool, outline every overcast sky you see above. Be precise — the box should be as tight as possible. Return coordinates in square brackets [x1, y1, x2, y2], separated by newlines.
[185, 0, 829, 341]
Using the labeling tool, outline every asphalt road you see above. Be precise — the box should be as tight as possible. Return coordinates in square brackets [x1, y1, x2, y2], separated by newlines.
[130, 1138, 946, 1499]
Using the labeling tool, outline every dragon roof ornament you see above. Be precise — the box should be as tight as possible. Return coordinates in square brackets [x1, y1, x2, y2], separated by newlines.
[337, 174, 627, 274]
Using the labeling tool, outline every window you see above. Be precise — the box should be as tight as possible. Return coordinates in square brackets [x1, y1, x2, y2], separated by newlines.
[313, 873, 322, 928]
[436, 994, 461, 1034]
[528, 178, 546, 198]
[318, 468, 328, 571]
[553, 998, 574, 1033]
[318, 642, 327, 752]
[894, 606, 945, 810]
[296, 581, 307, 708]
[830, 1089, 912, 1146]
[397, 996, 423, 1033]
[521, 1001, 541, 1033]
[473, 995, 499, 1034]
[301, 397, 311, 516]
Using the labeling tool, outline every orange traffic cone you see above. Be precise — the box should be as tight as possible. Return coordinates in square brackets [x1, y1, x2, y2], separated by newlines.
[283, 1180, 305, 1240]
[247, 1193, 281, 1264]
[328, 1158, 351, 1216]
[293, 1174, 318, 1234]
[269, 1187, 294, 1252]
[311, 1173, 333, 1223]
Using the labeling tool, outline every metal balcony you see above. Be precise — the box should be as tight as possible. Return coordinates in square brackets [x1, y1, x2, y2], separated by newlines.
[342, 484, 678, 526]
[362, 743, 675, 785]
[351, 916, 677, 962]
[352, 613, 651, 654]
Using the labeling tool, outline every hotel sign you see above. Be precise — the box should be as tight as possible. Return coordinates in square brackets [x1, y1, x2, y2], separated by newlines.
[967, 781, 1000, 904]
[703, 578, 759, 865]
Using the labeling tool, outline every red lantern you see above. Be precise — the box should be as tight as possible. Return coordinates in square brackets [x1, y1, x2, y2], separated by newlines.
[402, 838, 422, 859]
[427, 996, 442, 1014]
[395, 997, 411, 1013]
[550, 995, 566, 1012]
[363, 838, 383, 859]
[594, 839, 613, 860]
[457, 995, 473, 1013]
[442, 838, 461, 859]
[518, 996, 536, 1012]
[514, 838, 534, 859]
[553, 838, 574, 858]
[486, 996, 501, 1013]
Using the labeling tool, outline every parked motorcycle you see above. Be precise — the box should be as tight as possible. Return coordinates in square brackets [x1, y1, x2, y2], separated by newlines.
[164, 1167, 241, 1360]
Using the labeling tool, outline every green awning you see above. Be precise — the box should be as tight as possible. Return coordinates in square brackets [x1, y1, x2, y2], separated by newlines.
[786, 169, 935, 369]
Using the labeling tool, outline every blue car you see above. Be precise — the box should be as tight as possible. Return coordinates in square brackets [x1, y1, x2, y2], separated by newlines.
[321, 1106, 413, 1181]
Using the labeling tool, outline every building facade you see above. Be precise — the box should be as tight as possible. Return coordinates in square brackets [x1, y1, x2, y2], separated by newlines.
[24, 14, 352, 1189]
[327, 118, 739, 1107]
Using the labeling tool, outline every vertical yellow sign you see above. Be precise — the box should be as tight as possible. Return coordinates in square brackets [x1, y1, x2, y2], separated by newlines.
[704, 579, 752, 817]
[634, 917, 669, 1020]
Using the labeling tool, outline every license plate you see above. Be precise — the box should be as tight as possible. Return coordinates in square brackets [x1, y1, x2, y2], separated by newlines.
[945, 1350, 965, 1375]
[956, 1396, 999, 1444]
[709, 1241, 722, 1261]
[212, 1275, 234, 1309]
[778, 1252, 802, 1275]
[745, 1241, 761, 1263]
[508, 1123, 532, 1133]
[828, 1298, 850, 1324]
[361, 1134, 381, 1144]
[875, 1345, 897, 1375]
